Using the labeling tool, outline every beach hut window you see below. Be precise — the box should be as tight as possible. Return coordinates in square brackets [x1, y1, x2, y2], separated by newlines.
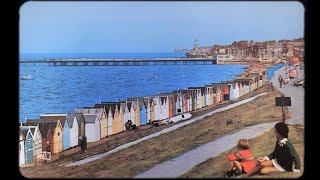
[58, 132, 60, 136]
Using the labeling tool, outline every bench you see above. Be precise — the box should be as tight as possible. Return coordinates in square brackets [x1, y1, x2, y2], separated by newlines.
[36, 152, 51, 163]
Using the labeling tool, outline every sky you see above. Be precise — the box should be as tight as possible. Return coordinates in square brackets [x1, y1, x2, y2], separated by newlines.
[19, 1, 304, 53]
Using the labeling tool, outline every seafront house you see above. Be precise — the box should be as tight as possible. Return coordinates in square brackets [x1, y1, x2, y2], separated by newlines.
[83, 114, 100, 142]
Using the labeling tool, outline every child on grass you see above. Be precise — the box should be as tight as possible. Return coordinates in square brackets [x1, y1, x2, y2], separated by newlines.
[225, 139, 256, 177]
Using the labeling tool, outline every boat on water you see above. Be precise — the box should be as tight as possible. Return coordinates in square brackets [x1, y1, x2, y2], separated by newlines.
[20, 75, 34, 80]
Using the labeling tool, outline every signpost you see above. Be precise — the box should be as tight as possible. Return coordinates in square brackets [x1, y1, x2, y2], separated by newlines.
[275, 95, 291, 123]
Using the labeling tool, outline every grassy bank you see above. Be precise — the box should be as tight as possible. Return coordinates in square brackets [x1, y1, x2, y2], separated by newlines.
[180, 124, 304, 178]
[20, 85, 289, 178]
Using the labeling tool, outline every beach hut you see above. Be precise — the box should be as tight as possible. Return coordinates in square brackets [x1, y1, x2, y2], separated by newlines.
[228, 82, 239, 100]
[69, 113, 79, 148]
[76, 107, 107, 139]
[21, 128, 33, 164]
[189, 89, 197, 111]
[127, 98, 144, 126]
[95, 103, 113, 136]
[204, 85, 214, 106]
[76, 113, 85, 141]
[62, 118, 71, 150]
[21, 122, 43, 159]
[95, 103, 114, 135]
[30, 126, 42, 158]
[144, 97, 155, 122]
[128, 102, 136, 126]
[211, 84, 221, 104]
[236, 81, 244, 97]
[188, 87, 202, 109]
[153, 94, 169, 121]
[66, 113, 79, 148]
[221, 83, 230, 101]
[173, 90, 190, 114]
[40, 114, 65, 154]
[19, 129, 25, 166]
[107, 103, 124, 134]
[171, 93, 178, 117]
[139, 101, 148, 125]
[83, 114, 100, 142]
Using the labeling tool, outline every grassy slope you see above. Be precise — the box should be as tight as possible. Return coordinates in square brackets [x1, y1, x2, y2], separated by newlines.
[180, 124, 304, 178]
[21, 87, 290, 178]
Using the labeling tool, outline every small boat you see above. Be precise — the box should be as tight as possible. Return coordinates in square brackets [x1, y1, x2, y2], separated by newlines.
[20, 75, 34, 80]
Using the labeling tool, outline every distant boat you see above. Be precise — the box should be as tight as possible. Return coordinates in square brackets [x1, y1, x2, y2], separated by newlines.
[20, 75, 34, 80]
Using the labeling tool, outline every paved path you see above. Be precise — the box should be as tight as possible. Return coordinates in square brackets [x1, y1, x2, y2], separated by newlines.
[135, 66, 304, 178]
[270, 66, 304, 125]
[66, 92, 269, 167]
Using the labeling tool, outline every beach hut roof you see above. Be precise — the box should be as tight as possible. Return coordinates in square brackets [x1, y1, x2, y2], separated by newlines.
[40, 115, 66, 128]
[75, 113, 85, 124]
[66, 113, 76, 128]
[127, 102, 132, 112]
[83, 114, 98, 123]
[21, 129, 30, 139]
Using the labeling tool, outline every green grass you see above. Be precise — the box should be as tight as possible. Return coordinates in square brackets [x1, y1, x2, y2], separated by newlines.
[180, 124, 304, 178]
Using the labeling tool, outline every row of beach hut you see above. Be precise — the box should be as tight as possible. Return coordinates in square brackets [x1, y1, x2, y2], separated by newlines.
[19, 69, 267, 166]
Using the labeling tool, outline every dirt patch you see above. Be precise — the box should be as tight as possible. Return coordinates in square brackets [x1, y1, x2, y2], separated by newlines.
[20, 84, 288, 178]
[180, 124, 304, 178]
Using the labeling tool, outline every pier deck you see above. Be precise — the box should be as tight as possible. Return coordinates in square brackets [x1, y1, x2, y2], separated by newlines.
[20, 58, 217, 66]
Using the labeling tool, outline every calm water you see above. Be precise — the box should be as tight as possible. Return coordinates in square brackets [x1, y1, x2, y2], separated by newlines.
[19, 52, 247, 122]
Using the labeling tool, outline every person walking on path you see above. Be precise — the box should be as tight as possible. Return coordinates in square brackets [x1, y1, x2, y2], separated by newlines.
[45, 141, 51, 160]
[81, 135, 87, 153]
[239, 122, 301, 177]
[278, 75, 283, 88]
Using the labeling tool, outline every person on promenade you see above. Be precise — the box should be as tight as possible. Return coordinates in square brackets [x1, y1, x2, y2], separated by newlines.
[81, 135, 87, 153]
[45, 141, 51, 160]
[278, 75, 283, 88]
[225, 139, 256, 177]
[125, 120, 131, 131]
[239, 122, 301, 178]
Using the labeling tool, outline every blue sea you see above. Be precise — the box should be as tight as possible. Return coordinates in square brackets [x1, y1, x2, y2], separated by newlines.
[19, 52, 247, 122]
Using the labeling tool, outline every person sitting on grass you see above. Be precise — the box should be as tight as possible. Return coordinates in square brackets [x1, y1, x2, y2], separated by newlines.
[225, 139, 256, 177]
[239, 122, 301, 178]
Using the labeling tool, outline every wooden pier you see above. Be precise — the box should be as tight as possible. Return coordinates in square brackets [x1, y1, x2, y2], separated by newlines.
[19, 58, 217, 66]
